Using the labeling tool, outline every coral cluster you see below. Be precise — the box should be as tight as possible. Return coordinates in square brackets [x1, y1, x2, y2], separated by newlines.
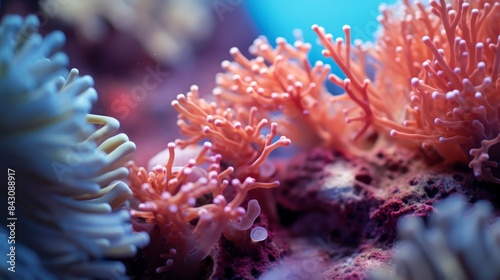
[126, 85, 292, 276]
[214, 34, 366, 151]
[172, 85, 291, 179]
[127, 141, 277, 275]
[313, 0, 500, 182]
[126, 0, 499, 278]
[0, 15, 148, 279]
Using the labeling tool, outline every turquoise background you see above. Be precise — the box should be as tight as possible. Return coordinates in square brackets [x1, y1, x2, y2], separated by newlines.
[244, 0, 397, 93]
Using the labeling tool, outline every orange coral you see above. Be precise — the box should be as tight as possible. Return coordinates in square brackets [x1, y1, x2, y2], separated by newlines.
[128, 70, 293, 276]
[127, 142, 277, 275]
[214, 35, 358, 150]
[314, 0, 500, 182]
[172, 85, 291, 179]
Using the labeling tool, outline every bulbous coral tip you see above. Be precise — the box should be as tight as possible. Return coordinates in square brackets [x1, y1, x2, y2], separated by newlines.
[235, 206, 246, 216]
[390, 130, 397, 137]
[246, 177, 256, 184]
[203, 141, 212, 148]
[311, 24, 319, 31]
[283, 138, 291, 146]
[212, 88, 222, 96]
[183, 167, 192, 175]
[276, 37, 287, 44]
[221, 60, 231, 69]
[422, 35, 431, 42]
[213, 195, 225, 205]
[250, 226, 268, 242]
[229, 47, 239, 55]
[410, 77, 419, 87]
[176, 93, 186, 101]
[214, 119, 224, 126]
[190, 85, 199, 92]
[169, 205, 178, 213]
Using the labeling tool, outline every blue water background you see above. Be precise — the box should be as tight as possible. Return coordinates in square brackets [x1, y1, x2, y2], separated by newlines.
[244, 0, 397, 94]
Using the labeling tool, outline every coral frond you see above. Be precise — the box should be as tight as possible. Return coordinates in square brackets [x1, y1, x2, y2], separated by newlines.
[172, 85, 291, 179]
[315, 0, 500, 181]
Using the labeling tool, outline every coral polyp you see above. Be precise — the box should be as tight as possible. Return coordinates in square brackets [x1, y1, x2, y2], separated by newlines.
[314, 0, 500, 182]
[214, 35, 356, 150]
[172, 85, 291, 179]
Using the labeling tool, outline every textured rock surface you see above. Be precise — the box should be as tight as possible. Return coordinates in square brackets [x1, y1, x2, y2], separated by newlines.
[272, 146, 500, 279]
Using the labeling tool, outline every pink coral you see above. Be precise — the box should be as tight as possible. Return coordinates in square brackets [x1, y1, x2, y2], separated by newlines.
[127, 140, 283, 276]
[214, 35, 359, 150]
[314, 0, 500, 182]
[172, 85, 291, 179]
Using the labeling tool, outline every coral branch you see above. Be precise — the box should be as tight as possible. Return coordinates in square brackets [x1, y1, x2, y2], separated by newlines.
[314, 0, 500, 182]
[172, 85, 291, 180]
[214, 34, 357, 150]
[127, 142, 273, 276]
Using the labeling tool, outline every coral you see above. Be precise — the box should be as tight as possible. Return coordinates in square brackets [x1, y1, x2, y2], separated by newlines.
[127, 0, 500, 277]
[0, 15, 148, 279]
[274, 140, 500, 279]
[214, 34, 360, 150]
[370, 194, 500, 280]
[128, 0, 499, 278]
[314, 0, 500, 182]
[4, 0, 500, 278]
[127, 141, 283, 277]
[172, 85, 291, 180]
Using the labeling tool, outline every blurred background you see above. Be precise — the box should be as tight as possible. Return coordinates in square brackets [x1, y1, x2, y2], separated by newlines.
[0, 0, 395, 166]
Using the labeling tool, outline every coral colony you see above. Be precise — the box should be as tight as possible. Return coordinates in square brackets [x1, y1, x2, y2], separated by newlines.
[1, 0, 499, 279]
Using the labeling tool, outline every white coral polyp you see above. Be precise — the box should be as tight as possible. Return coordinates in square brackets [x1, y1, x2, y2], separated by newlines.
[0, 15, 149, 279]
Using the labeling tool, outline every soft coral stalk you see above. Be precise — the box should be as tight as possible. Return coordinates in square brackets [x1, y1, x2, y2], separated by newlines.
[314, 0, 500, 182]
